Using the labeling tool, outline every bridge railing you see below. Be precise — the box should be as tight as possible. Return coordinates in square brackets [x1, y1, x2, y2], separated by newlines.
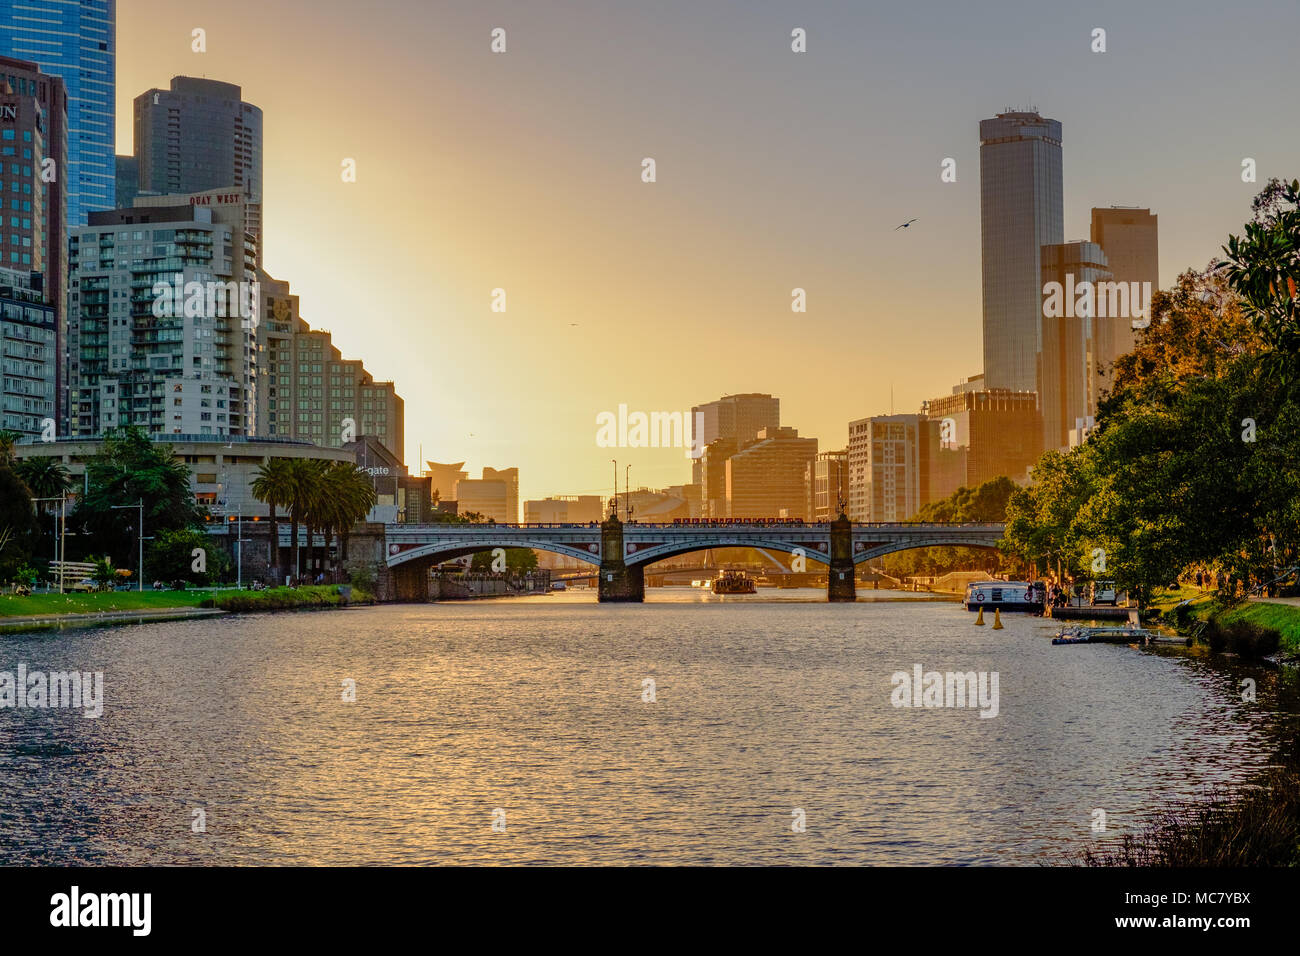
[384, 521, 1005, 531]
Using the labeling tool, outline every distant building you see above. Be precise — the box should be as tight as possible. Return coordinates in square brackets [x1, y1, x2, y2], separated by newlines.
[980, 110, 1064, 393]
[807, 448, 848, 521]
[456, 467, 519, 524]
[848, 415, 930, 522]
[345, 434, 430, 523]
[425, 461, 469, 506]
[626, 487, 692, 523]
[690, 392, 780, 484]
[0, 267, 55, 439]
[134, 77, 263, 208]
[924, 384, 1042, 491]
[698, 437, 740, 518]
[525, 496, 604, 524]
[724, 426, 817, 519]
[114, 154, 138, 209]
[1090, 206, 1159, 392]
[1039, 240, 1111, 452]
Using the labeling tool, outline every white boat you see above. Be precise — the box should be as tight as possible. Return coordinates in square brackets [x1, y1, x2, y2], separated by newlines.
[963, 580, 1038, 612]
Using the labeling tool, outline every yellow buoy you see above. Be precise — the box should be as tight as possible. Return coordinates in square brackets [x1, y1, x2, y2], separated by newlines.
[992, 607, 1004, 630]
[974, 606, 985, 626]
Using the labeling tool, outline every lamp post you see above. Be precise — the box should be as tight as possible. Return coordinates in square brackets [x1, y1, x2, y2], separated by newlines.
[110, 499, 144, 591]
[625, 465, 631, 523]
[31, 495, 68, 593]
[610, 459, 618, 519]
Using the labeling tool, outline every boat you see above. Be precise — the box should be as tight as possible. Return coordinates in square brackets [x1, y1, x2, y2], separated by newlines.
[712, 570, 757, 595]
[963, 580, 1038, 612]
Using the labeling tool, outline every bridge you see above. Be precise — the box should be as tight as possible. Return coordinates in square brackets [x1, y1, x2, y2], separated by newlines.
[376, 515, 1005, 602]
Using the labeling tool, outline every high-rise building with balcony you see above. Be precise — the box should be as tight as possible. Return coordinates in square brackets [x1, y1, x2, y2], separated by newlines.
[690, 392, 780, 484]
[0, 266, 55, 438]
[67, 202, 258, 438]
[0, 0, 115, 225]
[980, 110, 1064, 393]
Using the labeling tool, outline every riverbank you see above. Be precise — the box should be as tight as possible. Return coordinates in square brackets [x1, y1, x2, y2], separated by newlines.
[1147, 590, 1300, 661]
[0, 584, 372, 633]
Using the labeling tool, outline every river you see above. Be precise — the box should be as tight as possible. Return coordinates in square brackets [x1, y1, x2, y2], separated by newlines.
[1, 589, 1296, 865]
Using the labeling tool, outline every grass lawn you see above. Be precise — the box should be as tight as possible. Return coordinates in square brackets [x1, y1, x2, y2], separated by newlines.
[1148, 587, 1300, 654]
[0, 589, 216, 618]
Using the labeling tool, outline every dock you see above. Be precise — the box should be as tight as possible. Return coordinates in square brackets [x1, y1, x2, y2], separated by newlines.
[1046, 604, 1136, 621]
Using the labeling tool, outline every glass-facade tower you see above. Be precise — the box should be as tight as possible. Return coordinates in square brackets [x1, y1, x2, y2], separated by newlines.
[979, 111, 1063, 393]
[0, 0, 116, 226]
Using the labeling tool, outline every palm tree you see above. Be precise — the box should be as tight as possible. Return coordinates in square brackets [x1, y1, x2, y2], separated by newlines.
[323, 464, 378, 570]
[0, 429, 18, 466]
[285, 458, 328, 582]
[15, 456, 72, 502]
[251, 458, 294, 581]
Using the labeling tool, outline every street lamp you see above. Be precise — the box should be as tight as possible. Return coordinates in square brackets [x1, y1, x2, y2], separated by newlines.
[610, 459, 618, 519]
[110, 498, 144, 592]
[625, 464, 631, 523]
[31, 495, 69, 594]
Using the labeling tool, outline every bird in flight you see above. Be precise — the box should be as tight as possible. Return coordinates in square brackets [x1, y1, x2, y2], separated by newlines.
[895, 219, 918, 230]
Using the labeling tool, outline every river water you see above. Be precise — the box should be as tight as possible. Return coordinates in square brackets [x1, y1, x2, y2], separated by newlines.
[2, 589, 1296, 865]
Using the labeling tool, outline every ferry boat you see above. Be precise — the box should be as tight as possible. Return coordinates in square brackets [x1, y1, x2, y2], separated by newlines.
[712, 570, 757, 595]
[963, 580, 1039, 612]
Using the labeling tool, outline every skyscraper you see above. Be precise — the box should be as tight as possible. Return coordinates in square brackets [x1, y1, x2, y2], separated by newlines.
[979, 110, 1063, 393]
[0, 0, 115, 225]
[1090, 206, 1159, 390]
[0, 55, 66, 426]
[690, 392, 780, 485]
[1039, 241, 1111, 451]
[134, 77, 263, 206]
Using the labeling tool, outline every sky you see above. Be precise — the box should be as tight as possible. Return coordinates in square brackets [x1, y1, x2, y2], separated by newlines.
[117, 0, 1300, 505]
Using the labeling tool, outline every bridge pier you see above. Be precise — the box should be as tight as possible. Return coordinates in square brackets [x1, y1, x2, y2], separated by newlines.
[598, 513, 645, 602]
[828, 513, 856, 602]
[390, 560, 432, 602]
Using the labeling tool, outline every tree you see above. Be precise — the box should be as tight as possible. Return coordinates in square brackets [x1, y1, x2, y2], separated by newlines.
[147, 528, 232, 586]
[14, 456, 72, 502]
[250, 457, 294, 580]
[0, 464, 38, 583]
[282, 458, 328, 581]
[1220, 178, 1300, 380]
[73, 428, 204, 567]
[471, 548, 539, 573]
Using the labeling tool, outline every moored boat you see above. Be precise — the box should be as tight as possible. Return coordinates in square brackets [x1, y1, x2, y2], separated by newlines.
[963, 580, 1038, 612]
[712, 570, 757, 595]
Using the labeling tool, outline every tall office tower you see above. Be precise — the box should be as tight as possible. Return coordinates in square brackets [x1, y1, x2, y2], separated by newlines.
[690, 392, 780, 483]
[979, 110, 1064, 392]
[0, 56, 66, 427]
[67, 202, 259, 437]
[847, 415, 932, 522]
[924, 380, 1042, 492]
[1039, 241, 1111, 452]
[134, 77, 263, 208]
[1090, 206, 1159, 390]
[724, 427, 817, 519]
[0, 267, 55, 438]
[806, 448, 848, 521]
[0, 0, 115, 225]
